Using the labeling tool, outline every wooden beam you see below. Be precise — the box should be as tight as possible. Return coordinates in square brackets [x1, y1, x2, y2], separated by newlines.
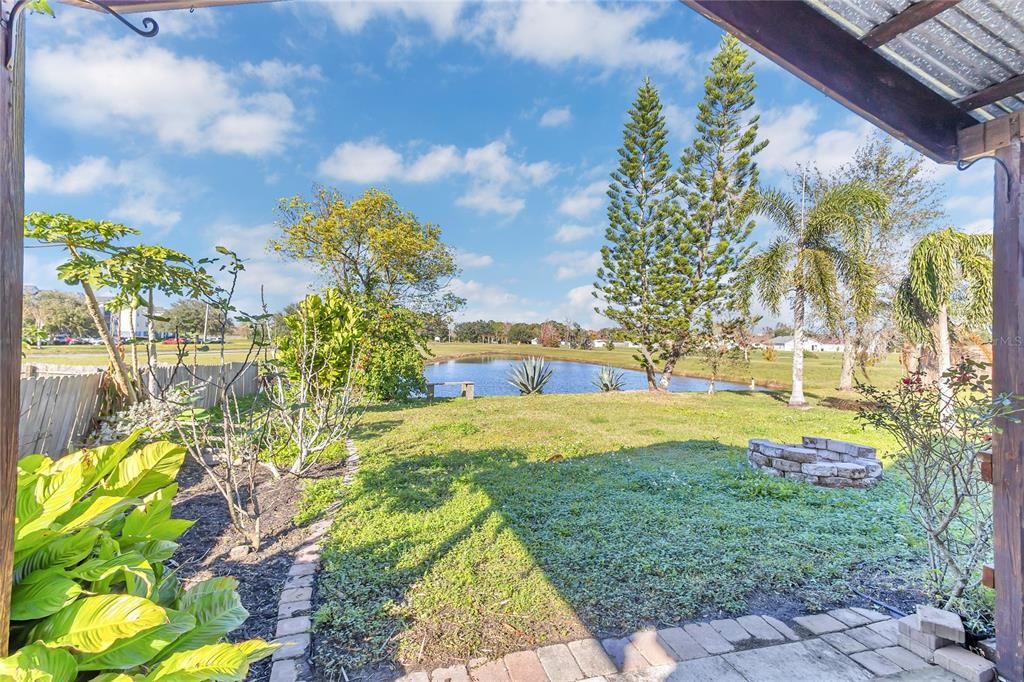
[958, 112, 1021, 160]
[861, 0, 961, 49]
[957, 74, 1024, 113]
[681, 1, 978, 163]
[0, 5, 25, 658]
[993, 134, 1024, 682]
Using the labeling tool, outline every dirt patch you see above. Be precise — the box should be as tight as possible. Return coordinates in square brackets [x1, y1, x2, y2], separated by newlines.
[171, 458, 345, 681]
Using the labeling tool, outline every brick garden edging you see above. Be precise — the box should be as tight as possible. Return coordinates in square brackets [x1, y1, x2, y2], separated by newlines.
[269, 438, 361, 682]
[748, 436, 883, 489]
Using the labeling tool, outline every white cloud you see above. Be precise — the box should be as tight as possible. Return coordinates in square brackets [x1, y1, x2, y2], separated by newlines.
[553, 284, 609, 328]
[457, 250, 494, 268]
[317, 138, 554, 216]
[239, 59, 323, 87]
[31, 37, 298, 157]
[539, 106, 572, 128]
[323, 0, 465, 39]
[559, 180, 607, 219]
[468, 2, 693, 77]
[663, 101, 694, 142]
[553, 224, 598, 243]
[448, 278, 543, 322]
[545, 250, 601, 281]
[963, 218, 993, 234]
[318, 139, 405, 183]
[758, 103, 873, 174]
[25, 155, 182, 228]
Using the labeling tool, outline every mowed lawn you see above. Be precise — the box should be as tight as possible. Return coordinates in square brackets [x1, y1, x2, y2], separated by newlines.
[427, 342, 905, 403]
[302, 391, 925, 676]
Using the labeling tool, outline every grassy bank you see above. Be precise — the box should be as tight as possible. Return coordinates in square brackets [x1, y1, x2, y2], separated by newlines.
[426, 342, 905, 403]
[303, 391, 923, 677]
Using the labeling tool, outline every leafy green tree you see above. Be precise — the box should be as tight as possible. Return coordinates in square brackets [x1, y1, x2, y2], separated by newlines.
[894, 227, 992, 404]
[359, 302, 426, 401]
[159, 298, 234, 339]
[743, 172, 886, 407]
[271, 186, 463, 316]
[23, 289, 97, 338]
[508, 323, 535, 344]
[24, 213, 212, 403]
[658, 34, 766, 389]
[826, 135, 944, 390]
[595, 78, 676, 389]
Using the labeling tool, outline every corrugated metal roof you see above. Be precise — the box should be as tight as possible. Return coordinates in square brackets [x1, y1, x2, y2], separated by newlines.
[809, 0, 1024, 121]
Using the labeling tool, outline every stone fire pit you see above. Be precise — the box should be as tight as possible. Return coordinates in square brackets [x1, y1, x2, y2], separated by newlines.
[747, 436, 883, 489]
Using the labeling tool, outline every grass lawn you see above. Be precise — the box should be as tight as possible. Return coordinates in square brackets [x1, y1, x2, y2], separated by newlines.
[426, 342, 905, 404]
[23, 340, 260, 367]
[302, 391, 925, 676]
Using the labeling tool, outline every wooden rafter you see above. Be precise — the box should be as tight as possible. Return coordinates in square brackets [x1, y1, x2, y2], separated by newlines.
[861, 0, 962, 49]
[680, 0, 977, 163]
[957, 74, 1024, 113]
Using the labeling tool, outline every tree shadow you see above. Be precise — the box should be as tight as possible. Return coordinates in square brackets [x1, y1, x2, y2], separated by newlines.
[309, 435, 922, 680]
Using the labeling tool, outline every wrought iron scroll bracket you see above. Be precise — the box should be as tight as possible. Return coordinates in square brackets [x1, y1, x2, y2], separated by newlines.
[957, 155, 1014, 203]
[4, 0, 159, 71]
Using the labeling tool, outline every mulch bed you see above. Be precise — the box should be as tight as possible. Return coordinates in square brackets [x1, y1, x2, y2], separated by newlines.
[170, 458, 345, 681]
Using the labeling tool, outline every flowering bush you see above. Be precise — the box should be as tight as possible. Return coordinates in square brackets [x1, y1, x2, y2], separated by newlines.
[858, 359, 1021, 629]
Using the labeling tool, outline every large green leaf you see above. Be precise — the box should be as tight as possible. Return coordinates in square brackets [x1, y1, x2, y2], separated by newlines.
[98, 442, 185, 499]
[142, 641, 274, 681]
[30, 594, 169, 653]
[15, 465, 84, 549]
[50, 432, 140, 498]
[156, 578, 248, 659]
[13, 527, 99, 583]
[0, 643, 78, 682]
[10, 568, 82, 620]
[76, 609, 196, 671]
[121, 485, 193, 545]
[57, 495, 139, 533]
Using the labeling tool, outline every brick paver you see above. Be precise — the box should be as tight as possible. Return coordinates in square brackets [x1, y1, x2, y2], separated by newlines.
[793, 613, 847, 634]
[821, 632, 868, 654]
[851, 650, 904, 676]
[504, 651, 548, 682]
[469, 659, 511, 682]
[762, 615, 801, 641]
[877, 646, 931, 671]
[683, 622, 735, 654]
[655, 626, 708, 661]
[536, 644, 583, 682]
[737, 615, 786, 642]
[711, 618, 755, 644]
[628, 629, 676, 665]
[567, 639, 617, 677]
[828, 608, 874, 627]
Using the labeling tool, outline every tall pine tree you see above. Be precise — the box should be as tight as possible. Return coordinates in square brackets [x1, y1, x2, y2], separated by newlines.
[595, 78, 675, 390]
[657, 35, 766, 389]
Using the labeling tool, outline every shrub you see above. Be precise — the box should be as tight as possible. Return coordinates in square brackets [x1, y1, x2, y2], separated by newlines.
[858, 359, 1022, 622]
[593, 366, 626, 392]
[762, 347, 777, 361]
[358, 303, 427, 401]
[507, 357, 553, 395]
[1, 434, 275, 680]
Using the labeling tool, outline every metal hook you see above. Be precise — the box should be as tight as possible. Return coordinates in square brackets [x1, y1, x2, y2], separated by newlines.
[957, 156, 1014, 203]
[78, 0, 159, 37]
[2, 0, 31, 71]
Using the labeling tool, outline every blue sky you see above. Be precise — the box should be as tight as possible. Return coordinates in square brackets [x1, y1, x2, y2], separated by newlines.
[22, 0, 992, 326]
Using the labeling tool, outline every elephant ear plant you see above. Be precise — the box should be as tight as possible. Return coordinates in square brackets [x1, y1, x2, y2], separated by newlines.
[1, 433, 275, 680]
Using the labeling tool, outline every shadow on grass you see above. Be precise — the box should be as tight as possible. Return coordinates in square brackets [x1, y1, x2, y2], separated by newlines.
[309, 434, 923, 679]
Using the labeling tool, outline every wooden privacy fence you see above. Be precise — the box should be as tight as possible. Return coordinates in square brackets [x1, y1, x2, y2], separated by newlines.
[18, 362, 260, 457]
[19, 370, 104, 458]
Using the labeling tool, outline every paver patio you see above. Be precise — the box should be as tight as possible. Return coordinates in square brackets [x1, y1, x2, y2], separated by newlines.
[395, 609, 974, 682]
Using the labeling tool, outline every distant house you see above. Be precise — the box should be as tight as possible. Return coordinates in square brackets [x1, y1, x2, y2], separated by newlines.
[770, 335, 845, 353]
[104, 305, 169, 340]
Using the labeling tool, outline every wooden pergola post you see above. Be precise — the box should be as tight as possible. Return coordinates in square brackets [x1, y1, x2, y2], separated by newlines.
[994, 135, 1024, 682]
[0, 2, 25, 658]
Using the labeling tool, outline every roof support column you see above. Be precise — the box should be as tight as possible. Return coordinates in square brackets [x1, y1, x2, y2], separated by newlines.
[0, 4, 24, 657]
[994, 135, 1024, 682]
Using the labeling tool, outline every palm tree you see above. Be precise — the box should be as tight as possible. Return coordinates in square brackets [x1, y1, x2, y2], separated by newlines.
[744, 172, 886, 407]
[893, 227, 992, 403]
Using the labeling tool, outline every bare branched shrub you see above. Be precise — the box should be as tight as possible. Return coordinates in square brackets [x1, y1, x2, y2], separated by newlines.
[269, 291, 366, 474]
[858, 360, 1021, 619]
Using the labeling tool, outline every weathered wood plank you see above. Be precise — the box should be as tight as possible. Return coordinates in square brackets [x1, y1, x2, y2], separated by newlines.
[993, 137, 1024, 682]
[861, 0, 961, 49]
[0, 8, 25, 655]
[957, 74, 1024, 113]
[682, 0, 978, 162]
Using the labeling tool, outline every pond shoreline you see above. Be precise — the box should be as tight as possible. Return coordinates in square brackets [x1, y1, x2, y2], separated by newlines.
[425, 347, 777, 391]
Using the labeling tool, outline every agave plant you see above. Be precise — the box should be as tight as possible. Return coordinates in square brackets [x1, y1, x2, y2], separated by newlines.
[507, 357, 553, 395]
[593, 366, 626, 392]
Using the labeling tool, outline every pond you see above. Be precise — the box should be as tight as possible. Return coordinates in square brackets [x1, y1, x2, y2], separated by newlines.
[423, 356, 762, 398]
